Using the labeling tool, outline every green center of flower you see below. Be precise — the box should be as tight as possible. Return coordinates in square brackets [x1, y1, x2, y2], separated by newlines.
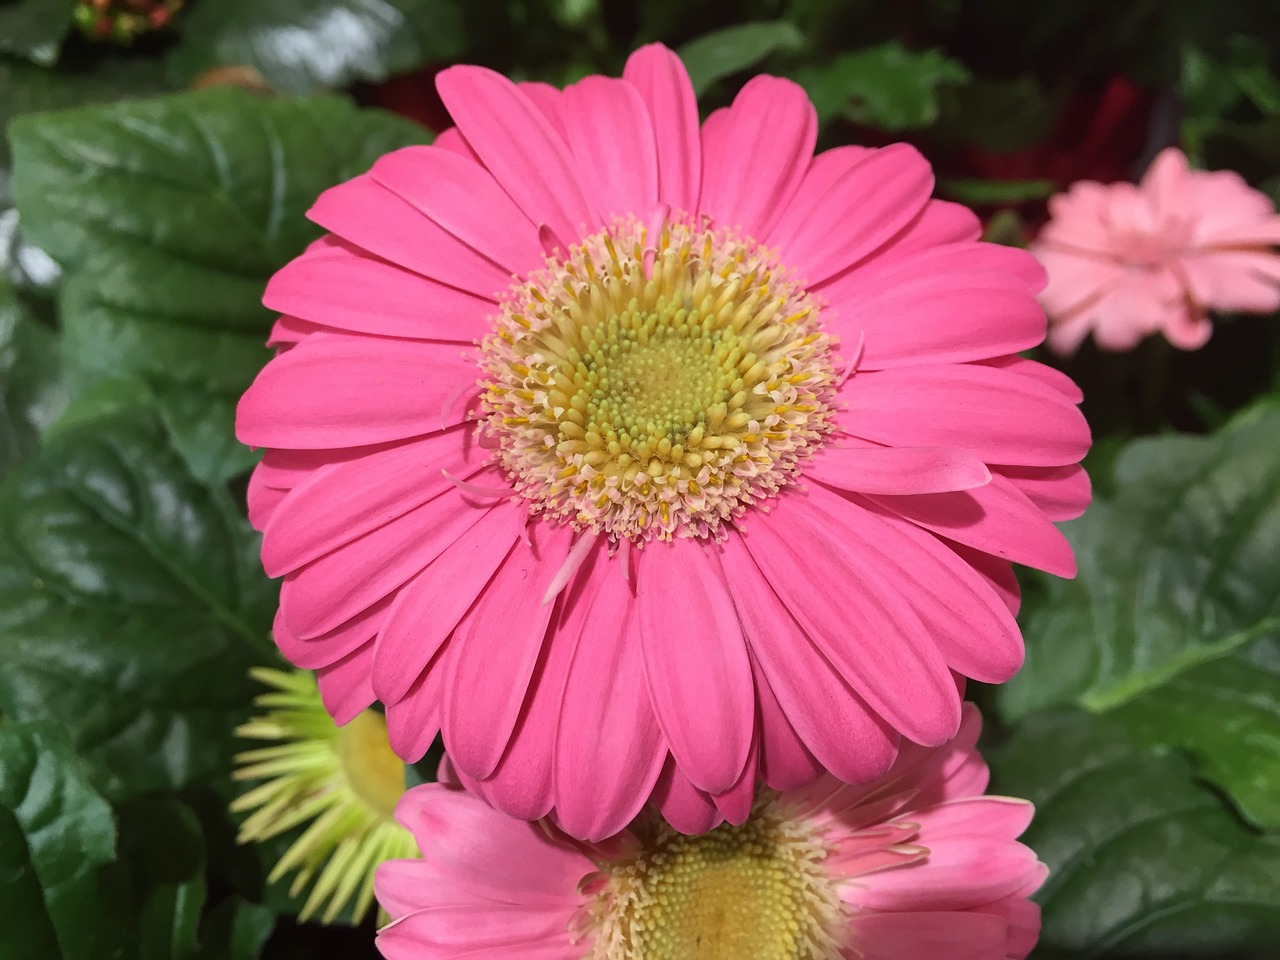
[481, 219, 837, 543]
[589, 799, 846, 960]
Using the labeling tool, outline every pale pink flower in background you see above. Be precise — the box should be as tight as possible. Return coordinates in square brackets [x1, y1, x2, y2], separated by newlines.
[375, 705, 1045, 960]
[1032, 146, 1280, 353]
[236, 43, 1090, 840]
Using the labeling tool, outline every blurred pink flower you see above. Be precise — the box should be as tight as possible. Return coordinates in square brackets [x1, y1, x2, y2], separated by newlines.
[375, 705, 1045, 960]
[237, 44, 1090, 839]
[1033, 147, 1280, 353]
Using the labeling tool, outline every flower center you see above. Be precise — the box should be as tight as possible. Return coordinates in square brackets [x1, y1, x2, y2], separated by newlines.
[588, 799, 846, 960]
[337, 710, 406, 818]
[481, 219, 836, 543]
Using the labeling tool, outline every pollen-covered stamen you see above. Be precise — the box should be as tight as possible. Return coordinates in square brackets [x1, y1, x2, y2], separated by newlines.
[481, 219, 836, 543]
[583, 794, 848, 960]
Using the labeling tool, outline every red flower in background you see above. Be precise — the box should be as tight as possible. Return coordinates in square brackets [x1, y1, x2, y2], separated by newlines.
[358, 67, 452, 132]
[957, 77, 1156, 192]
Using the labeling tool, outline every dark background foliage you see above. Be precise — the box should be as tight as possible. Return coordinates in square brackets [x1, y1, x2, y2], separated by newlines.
[1, 1, 1278, 957]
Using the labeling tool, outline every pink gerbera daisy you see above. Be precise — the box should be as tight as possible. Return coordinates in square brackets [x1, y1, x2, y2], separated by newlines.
[1032, 146, 1280, 353]
[236, 44, 1090, 839]
[375, 705, 1045, 960]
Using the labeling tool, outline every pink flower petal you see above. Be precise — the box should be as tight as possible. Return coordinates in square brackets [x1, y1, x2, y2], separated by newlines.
[369, 145, 542, 275]
[750, 655, 824, 791]
[912, 796, 1035, 842]
[698, 75, 816, 237]
[264, 236, 495, 342]
[385, 660, 446, 761]
[561, 76, 659, 222]
[432, 126, 479, 161]
[374, 903, 572, 957]
[462, 564, 583, 823]
[553, 562, 667, 842]
[852, 911, 1011, 960]
[436, 65, 597, 242]
[236, 332, 477, 450]
[889, 198, 982, 255]
[867, 472, 1076, 578]
[857, 836, 1043, 911]
[949, 543, 1021, 615]
[710, 735, 759, 825]
[279, 490, 504, 639]
[636, 540, 755, 794]
[807, 440, 992, 496]
[807, 486, 1024, 683]
[373, 504, 521, 704]
[315, 640, 376, 725]
[995, 463, 1091, 521]
[273, 597, 386, 669]
[308, 175, 512, 297]
[978, 355, 1084, 404]
[744, 493, 961, 746]
[650, 758, 723, 835]
[518, 81, 568, 138]
[623, 43, 702, 213]
[721, 532, 899, 783]
[390, 785, 587, 906]
[820, 243, 1048, 368]
[1180, 249, 1280, 314]
[770, 143, 933, 286]
[442, 523, 575, 779]
[261, 429, 490, 577]
[246, 467, 286, 531]
[841, 362, 1091, 468]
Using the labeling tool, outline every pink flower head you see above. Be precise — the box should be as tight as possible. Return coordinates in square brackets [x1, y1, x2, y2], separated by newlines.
[1032, 146, 1280, 353]
[236, 44, 1090, 839]
[375, 705, 1046, 960]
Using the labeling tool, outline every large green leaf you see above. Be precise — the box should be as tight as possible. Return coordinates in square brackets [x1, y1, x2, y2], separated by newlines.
[1110, 633, 1280, 828]
[192, 898, 275, 960]
[992, 709, 1280, 959]
[107, 797, 208, 960]
[1002, 405, 1280, 826]
[169, 0, 465, 94]
[0, 53, 170, 189]
[0, 0, 73, 66]
[9, 87, 426, 470]
[0, 720, 117, 960]
[677, 21, 804, 97]
[0, 408, 277, 799]
[792, 41, 970, 129]
[0, 279, 68, 476]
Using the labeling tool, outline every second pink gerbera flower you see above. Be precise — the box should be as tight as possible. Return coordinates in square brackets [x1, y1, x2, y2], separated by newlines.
[237, 44, 1091, 839]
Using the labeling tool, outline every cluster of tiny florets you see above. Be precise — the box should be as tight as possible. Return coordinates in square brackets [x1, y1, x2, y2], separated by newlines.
[480, 218, 836, 543]
[581, 795, 847, 960]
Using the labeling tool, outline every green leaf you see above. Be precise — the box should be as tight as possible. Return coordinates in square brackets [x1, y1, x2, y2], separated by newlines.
[153, 382, 263, 485]
[936, 176, 1057, 206]
[0, 0, 74, 66]
[793, 41, 970, 130]
[107, 797, 207, 960]
[0, 53, 171, 187]
[0, 408, 278, 800]
[1110, 633, 1280, 828]
[0, 720, 117, 960]
[0, 280, 68, 476]
[10, 87, 426, 462]
[992, 709, 1280, 959]
[1002, 404, 1280, 826]
[677, 21, 804, 98]
[193, 898, 275, 960]
[169, 0, 465, 94]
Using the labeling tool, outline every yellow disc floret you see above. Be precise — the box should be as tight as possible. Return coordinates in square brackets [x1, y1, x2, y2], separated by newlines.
[586, 795, 847, 960]
[481, 218, 836, 543]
